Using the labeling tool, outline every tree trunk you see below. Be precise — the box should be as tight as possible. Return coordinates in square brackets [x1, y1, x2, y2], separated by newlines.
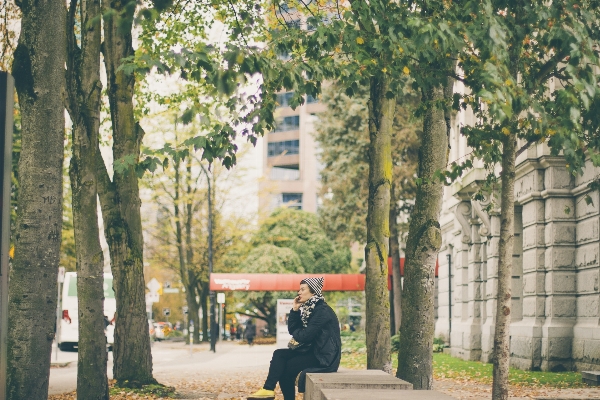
[491, 132, 516, 400]
[365, 75, 394, 371]
[200, 282, 209, 342]
[65, 0, 108, 397]
[7, 0, 66, 398]
[98, 1, 154, 386]
[397, 83, 449, 389]
[389, 183, 402, 334]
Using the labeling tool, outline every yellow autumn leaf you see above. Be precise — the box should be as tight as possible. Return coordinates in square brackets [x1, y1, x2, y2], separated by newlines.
[356, 37, 364, 45]
[382, 67, 387, 73]
[236, 54, 245, 64]
[502, 127, 510, 135]
[398, 46, 404, 53]
[403, 66, 410, 75]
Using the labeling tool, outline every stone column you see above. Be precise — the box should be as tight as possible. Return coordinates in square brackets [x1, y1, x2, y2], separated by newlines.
[540, 159, 576, 371]
[481, 200, 500, 362]
[451, 201, 473, 359]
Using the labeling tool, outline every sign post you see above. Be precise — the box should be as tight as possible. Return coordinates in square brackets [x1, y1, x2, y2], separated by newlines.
[0, 71, 15, 399]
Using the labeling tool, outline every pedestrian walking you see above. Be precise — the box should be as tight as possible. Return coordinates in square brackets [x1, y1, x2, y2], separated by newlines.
[248, 277, 341, 400]
[245, 319, 256, 346]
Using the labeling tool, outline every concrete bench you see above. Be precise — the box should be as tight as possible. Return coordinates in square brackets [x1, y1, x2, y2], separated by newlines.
[582, 371, 600, 386]
[304, 371, 412, 400]
[320, 389, 457, 400]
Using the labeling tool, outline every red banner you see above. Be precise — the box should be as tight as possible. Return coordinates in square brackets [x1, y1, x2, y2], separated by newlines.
[209, 273, 366, 292]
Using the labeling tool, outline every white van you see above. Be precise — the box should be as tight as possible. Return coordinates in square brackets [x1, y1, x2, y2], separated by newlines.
[57, 272, 116, 351]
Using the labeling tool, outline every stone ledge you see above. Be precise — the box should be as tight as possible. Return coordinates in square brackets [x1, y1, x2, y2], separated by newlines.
[320, 389, 455, 400]
[582, 371, 600, 386]
[304, 371, 412, 400]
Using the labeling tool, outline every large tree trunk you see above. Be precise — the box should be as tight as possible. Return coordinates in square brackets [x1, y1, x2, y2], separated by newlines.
[389, 183, 402, 334]
[98, 1, 154, 386]
[397, 83, 449, 389]
[7, 0, 66, 397]
[365, 75, 394, 371]
[65, 0, 108, 397]
[491, 132, 516, 400]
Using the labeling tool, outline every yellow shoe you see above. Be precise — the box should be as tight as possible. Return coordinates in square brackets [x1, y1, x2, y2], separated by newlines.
[247, 388, 275, 399]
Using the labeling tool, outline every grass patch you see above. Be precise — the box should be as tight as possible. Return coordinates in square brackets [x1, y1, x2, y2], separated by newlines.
[109, 383, 176, 398]
[434, 353, 585, 388]
[339, 333, 586, 389]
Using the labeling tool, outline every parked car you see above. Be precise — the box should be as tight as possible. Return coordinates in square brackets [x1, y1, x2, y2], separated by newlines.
[154, 322, 173, 340]
[57, 272, 116, 351]
[148, 320, 156, 340]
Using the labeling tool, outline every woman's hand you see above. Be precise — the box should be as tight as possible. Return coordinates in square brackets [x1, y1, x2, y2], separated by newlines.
[292, 296, 302, 311]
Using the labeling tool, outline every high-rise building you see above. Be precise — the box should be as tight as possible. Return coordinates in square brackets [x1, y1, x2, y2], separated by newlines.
[259, 92, 325, 214]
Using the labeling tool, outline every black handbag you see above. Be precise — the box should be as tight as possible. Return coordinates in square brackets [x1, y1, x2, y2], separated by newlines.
[288, 337, 312, 353]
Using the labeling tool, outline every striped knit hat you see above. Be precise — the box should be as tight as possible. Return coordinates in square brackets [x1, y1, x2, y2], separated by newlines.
[301, 277, 324, 296]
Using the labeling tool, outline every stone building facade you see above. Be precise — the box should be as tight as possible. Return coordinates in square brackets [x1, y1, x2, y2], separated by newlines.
[434, 85, 600, 371]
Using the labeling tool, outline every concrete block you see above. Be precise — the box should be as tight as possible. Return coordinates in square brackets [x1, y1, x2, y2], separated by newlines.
[583, 340, 600, 364]
[576, 270, 599, 293]
[572, 338, 585, 360]
[545, 166, 573, 190]
[522, 201, 545, 226]
[304, 371, 412, 400]
[581, 371, 600, 386]
[510, 336, 532, 359]
[575, 192, 598, 218]
[576, 296, 599, 318]
[545, 272, 575, 294]
[575, 244, 598, 269]
[545, 247, 575, 269]
[547, 337, 573, 360]
[576, 218, 599, 243]
[548, 297, 576, 318]
[545, 223, 576, 245]
[545, 198, 575, 221]
[320, 389, 456, 400]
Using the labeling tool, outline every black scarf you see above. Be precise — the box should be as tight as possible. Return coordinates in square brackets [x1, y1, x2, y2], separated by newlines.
[299, 294, 325, 327]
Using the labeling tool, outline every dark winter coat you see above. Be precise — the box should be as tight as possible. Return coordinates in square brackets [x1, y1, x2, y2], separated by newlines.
[287, 299, 341, 392]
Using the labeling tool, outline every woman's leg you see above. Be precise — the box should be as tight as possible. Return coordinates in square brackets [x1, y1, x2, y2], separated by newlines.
[279, 353, 320, 400]
[263, 349, 295, 390]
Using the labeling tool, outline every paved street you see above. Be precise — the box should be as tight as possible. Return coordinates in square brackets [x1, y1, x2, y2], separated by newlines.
[49, 340, 274, 396]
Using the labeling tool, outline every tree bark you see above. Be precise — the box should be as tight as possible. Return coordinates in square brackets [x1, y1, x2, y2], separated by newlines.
[389, 183, 402, 334]
[397, 83, 449, 389]
[491, 131, 516, 400]
[365, 75, 394, 371]
[7, 0, 66, 397]
[200, 282, 209, 342]
[65, 0, 108, 397]
[98, 1, 155, 386]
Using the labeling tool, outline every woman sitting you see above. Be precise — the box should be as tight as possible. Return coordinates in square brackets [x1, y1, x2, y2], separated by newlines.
[248, 277, 341, 400]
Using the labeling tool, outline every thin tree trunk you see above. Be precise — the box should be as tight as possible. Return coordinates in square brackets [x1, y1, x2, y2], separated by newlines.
[65, 0, 108, 397]
[389, 183, 402, 334]
[184, 156, 201, 344]
[365, 75, 394, 371]
[397, 83, 449, 389]
[7, 0, 66, 398]
[491, 132, 516, 400]
[200, 282, 209, 342]
[98, 1, 154, 386]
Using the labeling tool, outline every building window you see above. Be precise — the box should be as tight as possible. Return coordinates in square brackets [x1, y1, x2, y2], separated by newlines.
[282, 193, 303, 209]
[286, 19, 301, 29]
[306, 94, 319, 104]
[276, 92, 294, 108]
[273, 116, 300, 132]
[267, 140, 300, 157]
[269, 166, 300, 180]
